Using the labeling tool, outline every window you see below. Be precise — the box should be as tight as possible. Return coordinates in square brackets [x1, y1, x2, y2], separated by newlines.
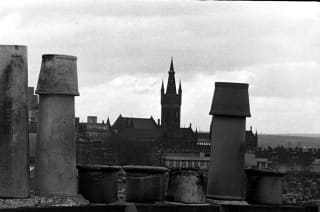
[187, 161, 192, 168]
[195, 161, 200, 168]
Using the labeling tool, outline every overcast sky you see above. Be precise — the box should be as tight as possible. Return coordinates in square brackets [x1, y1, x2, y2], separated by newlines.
[1, 0, 320, 134]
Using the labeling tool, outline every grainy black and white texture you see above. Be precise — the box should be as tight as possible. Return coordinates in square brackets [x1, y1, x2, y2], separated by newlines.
[0, 1, 318, 134]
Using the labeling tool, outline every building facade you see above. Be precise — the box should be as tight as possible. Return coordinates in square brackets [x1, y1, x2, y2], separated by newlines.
[162, 152, 210, 169]
[77, 116, 113, 139]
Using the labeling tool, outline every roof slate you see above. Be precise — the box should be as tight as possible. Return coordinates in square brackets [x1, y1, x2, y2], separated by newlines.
[112, 116, 158, 130]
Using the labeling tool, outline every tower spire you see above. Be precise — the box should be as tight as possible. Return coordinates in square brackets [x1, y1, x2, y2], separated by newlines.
[161, 80, 164, 93]
[169, 56, 174, 73]
[161, 57, 181, 129]
[166, 57, 177, 94]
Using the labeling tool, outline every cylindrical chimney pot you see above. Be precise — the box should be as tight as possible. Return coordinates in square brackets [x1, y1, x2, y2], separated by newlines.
[0, 45, 29, 198]
[35, 54, 79, 196]
[245, 168, 285, 205]
[207, 82, 250, 201]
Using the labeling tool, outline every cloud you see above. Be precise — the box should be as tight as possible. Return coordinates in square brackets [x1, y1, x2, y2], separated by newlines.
[75, 61, 320, 134]
[1, 1, 320, 133]
[1, 1, 319, 88]
[247, 96, 320, 134]
[246, 62, 320, 98]
[76, 74, 163, 123]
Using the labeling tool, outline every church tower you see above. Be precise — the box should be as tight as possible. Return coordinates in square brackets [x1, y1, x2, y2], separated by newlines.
[161, 57, 182, 129]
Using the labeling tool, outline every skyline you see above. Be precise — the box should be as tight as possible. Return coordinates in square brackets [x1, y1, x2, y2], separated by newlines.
[2, 0, 320, 134]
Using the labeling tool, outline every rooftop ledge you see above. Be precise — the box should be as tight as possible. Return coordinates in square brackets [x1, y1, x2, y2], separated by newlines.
[0, 202, 316, 212]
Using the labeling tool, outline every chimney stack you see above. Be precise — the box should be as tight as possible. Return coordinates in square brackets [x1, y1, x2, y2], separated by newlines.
[207, 82, 250, 201]
[35, 54, 79, 196]
[0, 45, 29, 198]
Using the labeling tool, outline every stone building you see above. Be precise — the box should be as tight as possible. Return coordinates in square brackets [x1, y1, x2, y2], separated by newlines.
[75, 59, 257, 166]
[163, 152, 210, 169]
[76, 116, 119, 165]
[77, 116, 113, 139]
[112, 115, 159, 132]
[256, 146, 320, 172]
[161, 57, 181, 129]
[246, 126, 258, 152]
[196, 131, 211, 156]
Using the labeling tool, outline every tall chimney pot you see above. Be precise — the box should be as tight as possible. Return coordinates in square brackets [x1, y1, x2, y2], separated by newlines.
[35, 54, 79, 196]
[207, 82, 250, 201]
[0, 45, 29, 198]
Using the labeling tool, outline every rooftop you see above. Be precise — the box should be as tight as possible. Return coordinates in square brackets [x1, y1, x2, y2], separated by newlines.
[0, 202, 316, 212]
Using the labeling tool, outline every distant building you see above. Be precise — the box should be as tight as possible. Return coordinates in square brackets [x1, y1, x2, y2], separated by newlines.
[310, 159, 320, 172]
[196, 131, 211, 156]
[109, 59, 198, 162]
[162, 152, 210, 169]
[256, 146, 320, 171]
[195, 126, 258, 156]
[245, 152, 271, 169]
[246, 126, 258, 152]
[75, 59, 258, 166]
[77, 116, 113, 139]
[159, 59, 197, 154]
[76, 116, 119, 165]
[112, 115, 159, 132]
[76, 135, 119, 165]
[161, 57, 181, 129]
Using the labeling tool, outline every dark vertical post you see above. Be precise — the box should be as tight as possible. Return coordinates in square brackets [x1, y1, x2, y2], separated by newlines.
[207, 82, 250, 200]
[35, 54, 79, 196]
[0, 45, 29, 198]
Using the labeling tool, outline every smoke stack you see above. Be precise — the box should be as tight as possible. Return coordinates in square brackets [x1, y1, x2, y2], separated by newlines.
[35, 54, 79, 196]
[207, 82, 250, 200]
[0, 45, 29, 198]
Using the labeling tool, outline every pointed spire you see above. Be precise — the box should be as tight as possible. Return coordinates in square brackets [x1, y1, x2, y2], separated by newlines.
[169, 56, 174, 73]
[161, 80, 164, 93]
[178, 80, 182, 93]
[166, 57, 177, 94]
[106, 117, 111, 126]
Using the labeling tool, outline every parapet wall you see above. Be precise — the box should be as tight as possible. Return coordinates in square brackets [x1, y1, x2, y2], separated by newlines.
[0, 203, 316, 212]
